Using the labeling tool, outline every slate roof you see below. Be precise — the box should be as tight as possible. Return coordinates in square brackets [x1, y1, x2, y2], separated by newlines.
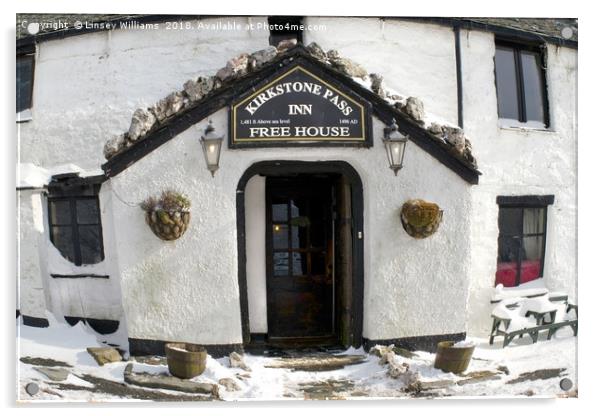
[463, 17, 577, 41]
[16, 14, 577, 45]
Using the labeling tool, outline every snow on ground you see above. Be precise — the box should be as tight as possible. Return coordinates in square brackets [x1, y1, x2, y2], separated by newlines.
[17, 315, 137, 402]
[17, 316, 577, 402]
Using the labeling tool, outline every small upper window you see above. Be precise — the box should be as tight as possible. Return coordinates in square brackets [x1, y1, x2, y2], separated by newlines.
[494, 41, 549, 128]
[495, 195, 554, 288]
[47, 180, 104, 266]
[268, 16, 303, 47]
[17, 54, 34, 115]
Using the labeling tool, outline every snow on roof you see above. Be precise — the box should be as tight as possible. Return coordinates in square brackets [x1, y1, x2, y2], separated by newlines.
[17, 163, 104, 189]
[17, 163, 50, 188]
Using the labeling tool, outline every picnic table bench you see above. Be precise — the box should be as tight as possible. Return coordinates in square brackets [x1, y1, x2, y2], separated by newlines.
[488, 288, 577, 348]
[490, 288, 568, 304]
[566, 303, 578, 317]
[489, 317, 578, 347]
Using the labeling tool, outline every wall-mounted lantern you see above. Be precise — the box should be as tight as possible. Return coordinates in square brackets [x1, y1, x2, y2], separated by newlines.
[383, 120, 409, 176]
[200, 120, 224, 177]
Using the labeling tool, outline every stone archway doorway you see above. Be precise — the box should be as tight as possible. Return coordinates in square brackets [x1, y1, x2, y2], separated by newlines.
[236, 161, 364, 349]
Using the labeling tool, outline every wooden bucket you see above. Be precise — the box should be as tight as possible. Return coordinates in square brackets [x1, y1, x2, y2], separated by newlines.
[165, 343, 207, 379]
[433, 341, 475, 374]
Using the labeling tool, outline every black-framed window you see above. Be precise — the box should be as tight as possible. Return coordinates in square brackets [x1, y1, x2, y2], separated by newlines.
[494, 40, 549, 127]
[268, 16, 303, 47]
[17, 54, 35, 113]
[48, 185, 104, 266]
[495, 195, 554, 287]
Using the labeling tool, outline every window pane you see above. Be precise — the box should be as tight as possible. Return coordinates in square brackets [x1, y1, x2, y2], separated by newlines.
[291, 222, 309, 249]
[17, 56, 33, 113]
[498, 236, 521, 264]
[272, 224, 288, 249]
[78, 225, 103, 264]
[523, 208, 544, 234]
[520, 236, 543, 284]
[49, 200, 72, 225]
[290, 199, 301, 219]
[76, 199, 100, 224]
[271, 199, 288, 222]
[498, 207, 522, 236]
[496, 236, 521, 287]
[292, 252, 308, 276]
[495, 46, 520, 120]
[51, 226, 75, 262]
[520, 51, 545, 123]
[273, 252, 289, 276]
[522, 235, 544, 262]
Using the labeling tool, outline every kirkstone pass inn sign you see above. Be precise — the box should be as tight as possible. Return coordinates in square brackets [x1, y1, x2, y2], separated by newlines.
[230, 65, 373, 148]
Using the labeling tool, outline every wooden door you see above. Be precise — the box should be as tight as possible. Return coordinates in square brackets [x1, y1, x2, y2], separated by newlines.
[266, 177, 335, 344]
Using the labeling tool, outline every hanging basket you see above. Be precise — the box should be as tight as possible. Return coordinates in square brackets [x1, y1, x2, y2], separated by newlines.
[400, 199, 443, 239]
[145, 209, 191, 241]
[141, 190, 191, 241]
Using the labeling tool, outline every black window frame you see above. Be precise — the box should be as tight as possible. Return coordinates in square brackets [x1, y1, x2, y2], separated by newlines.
[47, 179, 105, 266]
[495, 195, 554, 287]
[493, 39, 550, 128]
[267, 16, 304, 47]
[16, 51, 35, 114]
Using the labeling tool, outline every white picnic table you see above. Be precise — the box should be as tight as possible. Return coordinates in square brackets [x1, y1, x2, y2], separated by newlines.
[488, 284, 577, 347]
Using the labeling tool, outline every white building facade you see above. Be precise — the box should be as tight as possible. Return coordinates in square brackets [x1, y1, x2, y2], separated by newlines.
[16, 16, 577, 356]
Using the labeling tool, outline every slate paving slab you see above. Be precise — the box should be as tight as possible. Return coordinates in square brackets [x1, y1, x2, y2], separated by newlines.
[218, 378, 241, 392]
[506, 368, 567, 385]
[33, 366, 70, 382]
[49, 373, 215, 401]
[87, 347, 122, 366]
[265, 354, 366, 371]
[413, 379, 456, 390]
[294, 378, 356, 400]
[123, 363, 218, 397]
[20, 356, 72, 367]
[133, 355, 167, 366]
[457, 370, 503, 386]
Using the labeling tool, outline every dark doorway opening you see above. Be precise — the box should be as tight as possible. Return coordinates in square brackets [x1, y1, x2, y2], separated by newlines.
[236, 161, 364, 350]
[266, 175, 336, 346]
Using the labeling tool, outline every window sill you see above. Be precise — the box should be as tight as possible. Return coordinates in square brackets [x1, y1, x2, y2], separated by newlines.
[17, 109, 32, 123]
[498, 119, 554, 133]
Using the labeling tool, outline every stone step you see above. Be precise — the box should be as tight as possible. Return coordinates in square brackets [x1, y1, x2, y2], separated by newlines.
[265, 354, 367, 371]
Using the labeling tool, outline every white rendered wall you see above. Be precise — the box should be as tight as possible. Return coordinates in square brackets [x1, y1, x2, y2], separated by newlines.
[461, 30, 578, 335]
[110, 107, 472, 345]
[18, 190, 48, 318]
[304, 18, 459, 124]
[245, 175, 268, 333]
[19, 17, 270, 170]
[17, 17, 269, 328]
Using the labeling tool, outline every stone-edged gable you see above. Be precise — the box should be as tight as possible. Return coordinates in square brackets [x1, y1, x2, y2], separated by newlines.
[101, 42, 481, 184]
